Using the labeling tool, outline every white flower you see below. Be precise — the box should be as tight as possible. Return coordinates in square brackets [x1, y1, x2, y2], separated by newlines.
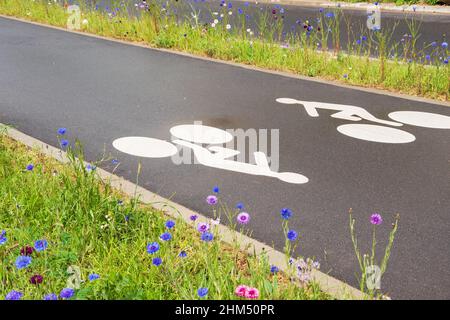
[246, 28, 251, 33]
[211, 23, 216, 28]
[82, 19, 88, 26]
[213, 11, 218, 15]
[226, 24, 231, 30]
[220, 13, 224, 18]
[211, 218, 220, 225]
[214, 19, 219, 24]
[228, 11, 233, 15]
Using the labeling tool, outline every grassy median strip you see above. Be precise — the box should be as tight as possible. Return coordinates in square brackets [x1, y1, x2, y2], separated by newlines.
[0, 0, 448, 100]
[0, 130, 331, 300]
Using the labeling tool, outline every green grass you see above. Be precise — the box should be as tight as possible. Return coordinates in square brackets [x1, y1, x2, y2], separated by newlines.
[0, 131, 331, 300]
[0, 0, 448, 100]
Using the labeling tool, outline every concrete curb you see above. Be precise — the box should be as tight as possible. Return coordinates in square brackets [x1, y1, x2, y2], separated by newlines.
[1, 15, 448, 107]
[3, 124, 365, 300]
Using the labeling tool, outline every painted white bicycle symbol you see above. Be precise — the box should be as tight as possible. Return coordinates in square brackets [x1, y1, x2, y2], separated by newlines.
[113, 124, 309, 184]
[276, 98, 450, 144]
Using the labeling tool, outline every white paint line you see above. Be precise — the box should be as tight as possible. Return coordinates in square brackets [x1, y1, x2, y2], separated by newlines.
[3, 123, 365, 300]
[0, 14, 448, 108]
[336, 123, 416, 143]
[388, 111, 450, 129]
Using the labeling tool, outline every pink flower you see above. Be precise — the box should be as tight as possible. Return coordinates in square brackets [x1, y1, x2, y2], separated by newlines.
[370, 213, 383, 225]
[235, 285, 249, 297]
[237, 212, 250, 224]
[245, 287, 259, 299]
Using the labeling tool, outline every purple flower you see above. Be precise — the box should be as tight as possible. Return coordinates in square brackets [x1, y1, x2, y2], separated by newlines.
[270, 265, 279, 274]
[88, 273, 100, 281]
[201, 232, 214, 242]
[20, 245, 34, 256]
[0, 230, 6, 245]
[15, 255, 32, 269]
[30, 274, 43, 285]
[206, 195, 218, 205]
[280, 208, 292, 220]
[190, 214, 198, 221]
[43, 293, 58, 300]
[237, 212, 250, 224]
[60, 288, 75, 299]
[111, 159, 119, 165]
[178, 251, 187, 258]
[370, 213, 383, 225]
[160, 232, 172, 241]
[343, 74, 348, 79]
[165, 220, 175, 229]
[152, 257, 162, 266]
[26, 164, 34, 171]
[57, 128, 67, 135]
[197, 287, 208, 298]
[34, 239, 48, 252]
[287, 230, 298, 241]
[197, 222, 210, 233]
[5, 290, 23, 300]
[442, 42, 448, 49]
[147, 242, 160, 254]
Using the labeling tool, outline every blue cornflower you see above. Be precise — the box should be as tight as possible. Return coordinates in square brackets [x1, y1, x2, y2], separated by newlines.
[431, 41, 437, 47]
[43, 293, 58, 300]
[244, 2, 249, 7]
[325, 12, 334, 18]
[0, 230, 7, 245]
[280, 8, 285, 14]
[236, 202, 244, 210]
[111, 159, 119, 165]
[57, 128, 67, 135]
[287, 230, 298, 241]
[228, 3, 232, 9]
[165, 220, 175, 229]
[190, 214, 198, 221]
[270, 265, 279, 274]
[444, 58, 449, 64]
[319, 8, 324, 13]
[425, 54, 431, 61]
[88, 273, 100, 281]
[160, 232, 172, 241]
[86, 164, 96, 172]
[15, 255, 32, 269]
[60, 139, 69, 148]
[147, 242, 160, 254]
[201, 232, 214, 242]
[442, 42, 448, 49]
[34, 239, 48, 252]
[356, 39, 361, 45]
[280, 208, 292, 220]
[362, 36, 367, 41]
[238, 8, 243, 14]
[60, 288, 75, 299]
[152, 257, 162, 266]
[5, 290, 23, 300]
[178, 251, 187, 258]
[212, 186, 219, 193]
[26, 164, 34, 171]
[197, 287, 208, 298]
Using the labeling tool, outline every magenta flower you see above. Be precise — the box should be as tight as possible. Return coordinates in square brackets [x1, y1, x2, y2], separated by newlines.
[237, 212, 250, 224]
[206, 195, 218, 205]
[245, 287, 259, 299]
[197, 222, 210, 233]
[370, 213, 383, 225]
[235, 285, 249, 297]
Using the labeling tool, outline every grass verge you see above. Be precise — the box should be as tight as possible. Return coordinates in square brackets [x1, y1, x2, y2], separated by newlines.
[0, 129, 331, 300]
[0, 0, 448, 100]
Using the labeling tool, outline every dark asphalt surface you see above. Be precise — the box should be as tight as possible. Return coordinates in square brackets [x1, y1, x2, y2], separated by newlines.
[1, 17, 450, 299]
